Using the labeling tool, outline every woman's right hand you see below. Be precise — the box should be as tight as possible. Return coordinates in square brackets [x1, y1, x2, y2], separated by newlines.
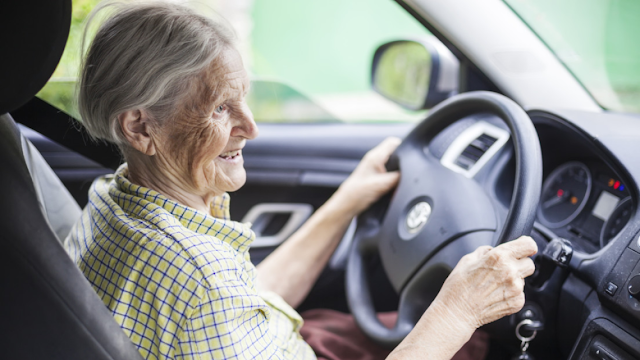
[387, 236, 537, 360]
[431, 236, 538, 331]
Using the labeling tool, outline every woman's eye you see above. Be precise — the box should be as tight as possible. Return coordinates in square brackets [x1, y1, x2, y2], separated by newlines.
[214, 105, 225, 114]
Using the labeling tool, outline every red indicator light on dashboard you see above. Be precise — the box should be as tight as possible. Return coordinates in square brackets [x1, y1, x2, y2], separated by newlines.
[557, 189, 564, 197]
[614, 181, 620, 190]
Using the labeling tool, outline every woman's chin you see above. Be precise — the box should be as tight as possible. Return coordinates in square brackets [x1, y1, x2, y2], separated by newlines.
[211, 159, 247, 192]
[225, 174, 246, 192]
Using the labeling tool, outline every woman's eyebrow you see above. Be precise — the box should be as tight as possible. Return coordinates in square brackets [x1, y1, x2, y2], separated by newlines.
[209, 83, 230, 103]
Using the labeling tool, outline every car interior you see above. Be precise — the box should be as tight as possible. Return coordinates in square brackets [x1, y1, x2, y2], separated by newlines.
[3, 0, 640, 359]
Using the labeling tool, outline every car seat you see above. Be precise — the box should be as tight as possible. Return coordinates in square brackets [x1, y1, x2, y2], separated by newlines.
[16, 120, 83, 241]
[0, 1, 144, 359]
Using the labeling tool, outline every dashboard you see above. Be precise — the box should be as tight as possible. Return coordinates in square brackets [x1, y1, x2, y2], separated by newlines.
[510, 113, 637, 256]
[527, 111, 640, 359]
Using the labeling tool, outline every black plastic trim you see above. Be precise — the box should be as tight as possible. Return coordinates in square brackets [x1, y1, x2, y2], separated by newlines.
[11, 97, 122, 170]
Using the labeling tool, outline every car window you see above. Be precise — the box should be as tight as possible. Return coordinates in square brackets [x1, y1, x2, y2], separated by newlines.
[38, 0, 431, 123]
[36, 0, 99, 120]
[504, 0, 640, 113]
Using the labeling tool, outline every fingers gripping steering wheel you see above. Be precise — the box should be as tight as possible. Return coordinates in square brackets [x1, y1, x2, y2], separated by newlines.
[345, 91, 542, 348]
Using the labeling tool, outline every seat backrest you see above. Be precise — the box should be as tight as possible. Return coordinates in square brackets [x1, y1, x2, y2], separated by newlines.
[0, 0, 144, 358]
[18, 123, 82, 241]
[0, 113, 144, 360]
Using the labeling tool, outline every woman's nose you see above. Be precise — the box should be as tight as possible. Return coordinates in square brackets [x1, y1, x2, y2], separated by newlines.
[231, 104, 258, 140]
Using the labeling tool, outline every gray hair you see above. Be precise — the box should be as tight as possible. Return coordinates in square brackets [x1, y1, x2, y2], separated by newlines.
[78, 0, 236, 148]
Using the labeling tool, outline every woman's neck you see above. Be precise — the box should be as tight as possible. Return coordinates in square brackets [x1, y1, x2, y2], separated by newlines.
[125, 153, 217, 214]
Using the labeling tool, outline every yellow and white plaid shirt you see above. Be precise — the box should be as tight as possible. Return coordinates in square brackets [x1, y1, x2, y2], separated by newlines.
[64, 165, 316, 360]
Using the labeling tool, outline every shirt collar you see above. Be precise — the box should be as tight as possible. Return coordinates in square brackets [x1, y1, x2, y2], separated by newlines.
[111, 164, 254, 252]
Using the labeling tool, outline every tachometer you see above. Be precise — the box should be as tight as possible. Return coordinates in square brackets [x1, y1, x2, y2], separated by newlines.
[538, 162, 592, 228]
[600, 197, 633, 247]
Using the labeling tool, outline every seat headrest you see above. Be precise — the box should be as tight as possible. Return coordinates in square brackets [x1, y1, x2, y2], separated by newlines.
[0, 0, 72, 115]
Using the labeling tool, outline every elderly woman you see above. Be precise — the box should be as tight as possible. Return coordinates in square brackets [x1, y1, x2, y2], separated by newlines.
[65, 2, 537, 360]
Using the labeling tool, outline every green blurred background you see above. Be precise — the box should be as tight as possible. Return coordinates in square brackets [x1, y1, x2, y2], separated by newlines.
[38, 0, 429, 122]
[39, 0, 640, 121]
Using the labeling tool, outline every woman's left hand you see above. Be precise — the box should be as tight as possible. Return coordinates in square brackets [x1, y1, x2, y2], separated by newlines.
[332, 137, 402, 217]
[258, 137, 401, 307]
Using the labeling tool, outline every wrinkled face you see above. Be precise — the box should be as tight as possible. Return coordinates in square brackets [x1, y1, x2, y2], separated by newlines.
[160, 47, 258, 197]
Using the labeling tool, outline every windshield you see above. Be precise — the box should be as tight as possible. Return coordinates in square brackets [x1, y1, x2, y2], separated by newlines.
[504, 0, 640, 113]
[38, 0, 431, 123]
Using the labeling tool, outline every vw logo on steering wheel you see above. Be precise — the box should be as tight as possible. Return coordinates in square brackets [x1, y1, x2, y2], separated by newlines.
[405, 201, 431, 234]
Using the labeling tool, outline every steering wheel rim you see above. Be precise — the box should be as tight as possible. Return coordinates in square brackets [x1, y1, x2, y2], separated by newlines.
[345, 91, 542, 349]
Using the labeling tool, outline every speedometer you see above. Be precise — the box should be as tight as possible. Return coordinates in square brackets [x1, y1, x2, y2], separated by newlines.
[538, 162, 592, 228]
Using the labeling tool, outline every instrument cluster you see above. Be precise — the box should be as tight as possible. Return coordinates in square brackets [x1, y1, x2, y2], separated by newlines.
[537, 161, 634, 252]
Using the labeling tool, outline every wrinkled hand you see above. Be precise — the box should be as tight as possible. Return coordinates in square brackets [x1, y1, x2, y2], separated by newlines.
[432, 236, 538, 332]
[333, 137, 401, 217]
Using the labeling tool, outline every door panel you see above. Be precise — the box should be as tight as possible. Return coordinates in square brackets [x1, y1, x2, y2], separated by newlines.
[232, 123, 412, 263]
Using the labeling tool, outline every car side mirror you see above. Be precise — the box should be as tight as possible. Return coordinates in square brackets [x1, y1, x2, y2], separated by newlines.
[371, 38, 459, 110]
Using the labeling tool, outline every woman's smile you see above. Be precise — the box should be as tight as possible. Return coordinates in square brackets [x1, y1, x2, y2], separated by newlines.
[218, 149, 242, 162]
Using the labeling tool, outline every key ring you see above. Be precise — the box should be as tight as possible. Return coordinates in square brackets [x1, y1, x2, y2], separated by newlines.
[516, 319, 537, 352]
[516, 319, 538, 342]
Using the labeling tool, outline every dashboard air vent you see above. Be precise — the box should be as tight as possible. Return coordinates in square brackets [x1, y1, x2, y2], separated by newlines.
[454, 133, 498, 170]
[440, 121, 510, 178]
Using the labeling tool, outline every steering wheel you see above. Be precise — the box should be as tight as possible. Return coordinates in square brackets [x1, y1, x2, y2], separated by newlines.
[346, 91, 542, 348]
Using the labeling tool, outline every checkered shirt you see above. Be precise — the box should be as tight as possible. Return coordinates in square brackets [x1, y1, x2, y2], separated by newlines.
[64, 165, 316, 360]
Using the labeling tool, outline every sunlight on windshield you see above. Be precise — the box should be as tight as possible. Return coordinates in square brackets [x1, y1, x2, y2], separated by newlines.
[38, 0, 431, 123]
[505, 0, 640, 113]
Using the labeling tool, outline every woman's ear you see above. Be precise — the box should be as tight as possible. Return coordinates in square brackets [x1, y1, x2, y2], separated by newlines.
[118, 109, 157, 156]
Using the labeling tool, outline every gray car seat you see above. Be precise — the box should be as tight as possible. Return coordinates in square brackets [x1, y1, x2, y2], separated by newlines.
[18, 122, 82, 241]
[0, 0, 144, 359]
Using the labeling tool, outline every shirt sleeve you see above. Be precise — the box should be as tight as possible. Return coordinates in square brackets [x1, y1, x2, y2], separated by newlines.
[175, 279, 305, 360]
